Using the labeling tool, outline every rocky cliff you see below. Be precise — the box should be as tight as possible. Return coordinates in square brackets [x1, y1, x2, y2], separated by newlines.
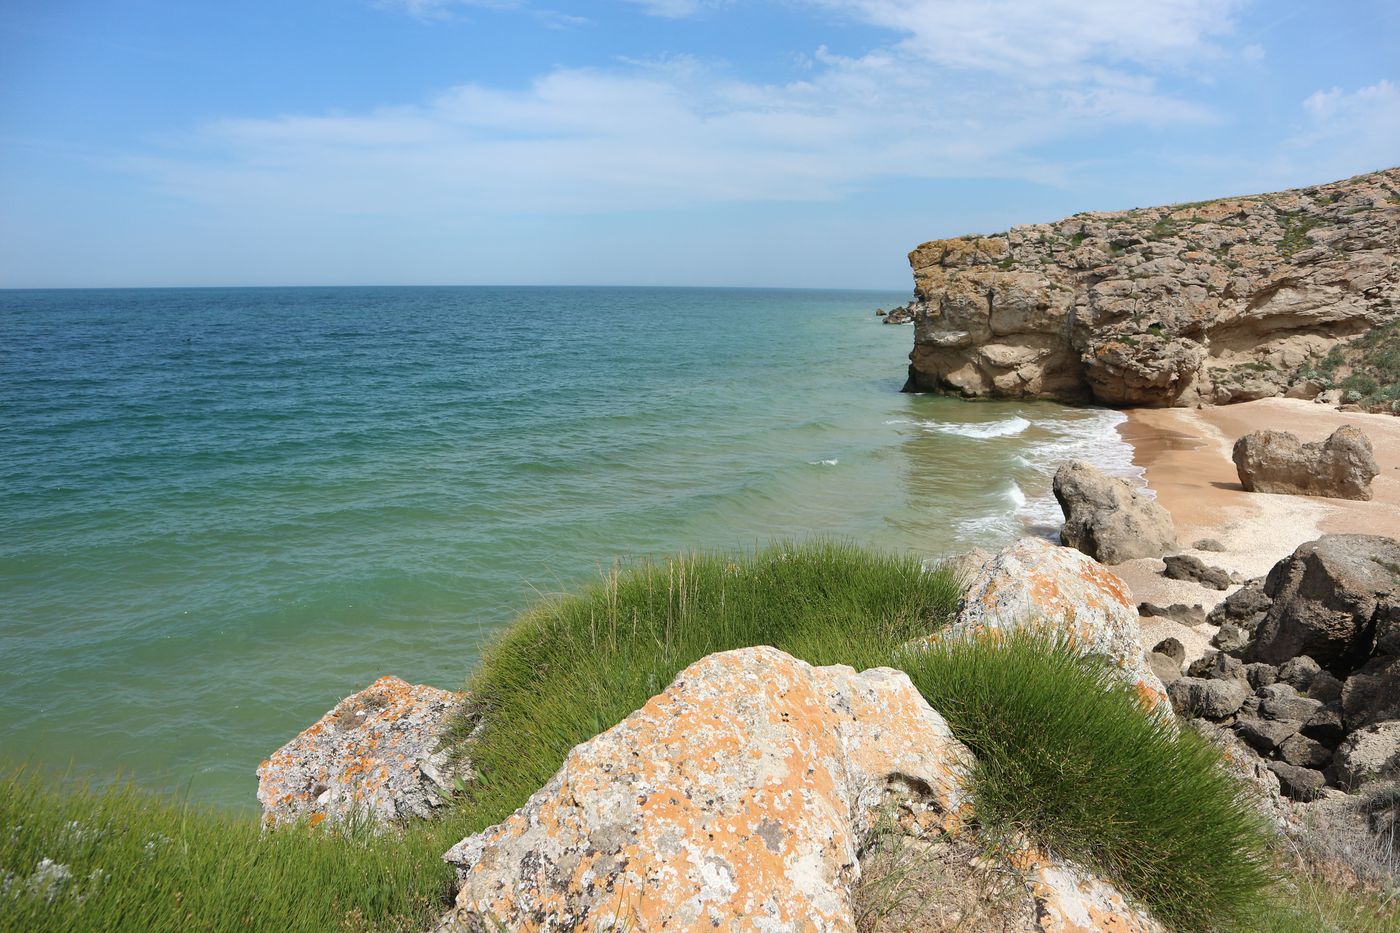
[902, 168, 1400, 406]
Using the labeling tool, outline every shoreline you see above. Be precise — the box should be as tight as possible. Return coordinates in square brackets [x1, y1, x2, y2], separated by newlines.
[1111, 398, 1400, 659]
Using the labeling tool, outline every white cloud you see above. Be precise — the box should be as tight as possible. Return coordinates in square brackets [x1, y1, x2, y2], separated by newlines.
[128, 1, 1241, 224]
[1288, 80, 1400, 175]
[813, 0, 1248, 78]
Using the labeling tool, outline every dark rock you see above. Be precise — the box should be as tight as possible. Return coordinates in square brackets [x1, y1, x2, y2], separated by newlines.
[1280, 733, 1333, 770]
[1194, 538, 1227, 552]
[1330, 721, 1400, 790]
[1163, 554, 1231, 590]
[1150, 651, 1182, 684]
[1212, 623, 1250, 653]
[1215, 580, 1272, 620]
[1307, 671, 1344, 705]
[1240, 695, 1262, 718]
[1302, 704, 1346, 746]
[1232, 425, 1380, 501]
[1234, 716, 1301, 754]
[1251, 535, 1400, 671]
[1186, 652, 1218, 678]
[1245, 663, 1279, 691]
[1168, 677, 1247, 719]
[1202, 652, 1247, 683]
[1152, 637, 1186, 664]
[1267, 761, 1326, 801]
[1277, 656, 1322, 691]
[1053, 460, 1177, 563]
[1341, 656, 1400, 730]
[1139, 604, 1208, 626]
[1259, 683, 1324, 723]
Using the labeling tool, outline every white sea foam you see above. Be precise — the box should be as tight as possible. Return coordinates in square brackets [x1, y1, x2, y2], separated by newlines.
[920, 415, 1031, 439]
[809, 458, 839, 466]
[1012, 408, 1148, 533]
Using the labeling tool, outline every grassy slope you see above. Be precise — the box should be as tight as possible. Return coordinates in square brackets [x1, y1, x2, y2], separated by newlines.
[3, 542, 1392, 931]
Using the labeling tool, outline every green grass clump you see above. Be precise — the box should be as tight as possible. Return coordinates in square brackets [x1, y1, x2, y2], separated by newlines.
[898, 632, 1274, 931]
[0, 769, 459, 932]
[447, 542, 961, 832]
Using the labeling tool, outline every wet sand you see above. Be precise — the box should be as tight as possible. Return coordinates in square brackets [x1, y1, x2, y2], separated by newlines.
[1113, 398, 1400, 659]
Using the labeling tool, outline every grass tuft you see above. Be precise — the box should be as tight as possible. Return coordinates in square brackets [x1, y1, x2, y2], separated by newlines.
[898, 632, 1275, 931]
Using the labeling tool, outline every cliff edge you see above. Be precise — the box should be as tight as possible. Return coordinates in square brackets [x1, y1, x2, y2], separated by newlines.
[902, 168, 1400, 407]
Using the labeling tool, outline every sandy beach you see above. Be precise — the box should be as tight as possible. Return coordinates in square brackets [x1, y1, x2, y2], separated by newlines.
[1113, 398, 1400, 659]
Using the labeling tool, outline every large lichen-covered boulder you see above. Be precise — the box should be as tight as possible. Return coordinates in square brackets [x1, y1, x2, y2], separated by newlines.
[1232, 425, 1380, 500]
[436, 647, 973, 932]
[926, 537, 1170, 714]
[256, 676, 465, 828]
[1249, 534, 1400, 671]
[1053, 460, 1177, 563]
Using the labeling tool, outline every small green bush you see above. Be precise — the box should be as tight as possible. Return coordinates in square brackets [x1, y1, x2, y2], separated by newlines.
[897, 632, 1275, 931]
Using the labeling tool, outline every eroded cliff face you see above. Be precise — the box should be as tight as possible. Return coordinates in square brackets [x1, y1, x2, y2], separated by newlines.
[903, 168, 1400, 406]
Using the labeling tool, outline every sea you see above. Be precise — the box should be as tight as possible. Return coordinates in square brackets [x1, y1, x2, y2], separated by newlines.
[0, 286, 1144, 810]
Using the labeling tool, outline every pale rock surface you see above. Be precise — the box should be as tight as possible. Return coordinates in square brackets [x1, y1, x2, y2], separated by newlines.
[1232, 425, 1380, 500]
[1053, 460, 1177, 563]
[257, 675, 465, 828]
[901, 168, 1400, 406]
[926, 537, 1170, 713]
[437, 647, 973, 932]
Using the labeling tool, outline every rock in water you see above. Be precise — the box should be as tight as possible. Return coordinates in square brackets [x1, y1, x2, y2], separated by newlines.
[901, 168, 1400, 406]
[437, 647, 973, 931]
[1053, 460, 1177, 563]
[926, 536, 1170, 713]
[1250, 535, 1400, 670]
[257, 676, 465, 828]
[1232, 425, 1380, 500]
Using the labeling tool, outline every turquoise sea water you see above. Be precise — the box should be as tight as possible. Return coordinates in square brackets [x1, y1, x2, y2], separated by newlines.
[0, 286, 1140, 810]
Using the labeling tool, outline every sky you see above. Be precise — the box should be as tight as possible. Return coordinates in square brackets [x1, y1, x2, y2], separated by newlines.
[1, 0, 1397, 289]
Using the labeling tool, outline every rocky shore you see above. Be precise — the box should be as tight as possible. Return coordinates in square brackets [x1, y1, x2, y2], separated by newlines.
[899, 168, 1399, 407]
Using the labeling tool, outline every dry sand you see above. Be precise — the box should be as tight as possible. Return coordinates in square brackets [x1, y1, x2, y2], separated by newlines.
[1113, 398, 1400, 661]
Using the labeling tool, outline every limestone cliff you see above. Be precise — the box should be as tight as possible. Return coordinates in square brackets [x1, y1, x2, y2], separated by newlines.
[902, 168, 1400, 406]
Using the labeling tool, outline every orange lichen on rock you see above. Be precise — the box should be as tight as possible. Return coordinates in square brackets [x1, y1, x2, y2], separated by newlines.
[436, 647, 974, 932]
[256, 675, 466, 828]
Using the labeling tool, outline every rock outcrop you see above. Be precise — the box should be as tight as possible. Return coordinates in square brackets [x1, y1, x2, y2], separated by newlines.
[257, 676, 466, 828]
[1052, 460, 1177, 563]
[1232, 425, 1380, 500]
[925, 537, 1170, 713]
[438, 647, 974, 931]
[901, 168, 1400, 406]
[436, 646, 1163, 932]
[1167, 535, 1400, 801]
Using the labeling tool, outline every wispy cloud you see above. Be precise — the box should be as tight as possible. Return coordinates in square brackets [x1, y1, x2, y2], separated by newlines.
[374, 0, 586, 27]
[127, 1, 1253, 222]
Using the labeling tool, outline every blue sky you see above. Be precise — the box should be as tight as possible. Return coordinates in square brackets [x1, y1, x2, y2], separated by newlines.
[2, 0, 1397, 288]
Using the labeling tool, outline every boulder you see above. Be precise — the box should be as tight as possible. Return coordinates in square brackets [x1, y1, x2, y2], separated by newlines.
[1267, 761, 1326, 801]
[1301, 705, 1346, 746]
[1233, 717, 1301, 754]
[1140, 603, 1207, 626]
[1152, 637, 1186, 664]
[1277, 656, 1321, 691]
[1341, 656, 1400, 730]
[1162, 554, 1231, 590]
[257, 676, 465, 828]
[437, 647, 974, 931]
[1245, 663, 1279, 690]
[1212, 623, 1250, 653]
[1279, 734, 1333, 770]
[1232, 425, 1380, 500]
[932, 537, 1169, 712]
[1167, 678, 1247, 720]
[1330, 721, 1400, 790]
[1194, 538, 1228, 552]
[1258, 684, 1324, 724]
[1053, 461, 1176, 564]
[1307, 671, 1344, 705]
[1149, 652, 1182, 684]
[1207, 580, 1271, 632]
[1251, 535, 1400, 671]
